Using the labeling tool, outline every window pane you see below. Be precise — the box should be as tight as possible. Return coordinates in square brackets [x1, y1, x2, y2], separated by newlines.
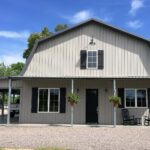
[125, 89, 135, 107]
[87, 51, 97, 68]
[39, 89, 48, 112]
[137, 90, 146, 107]
[88, 51, 93, 56]
[93, 57, 96, 62]
[93, 52, 96, 57]
[88, 57, 92, 62]
[49, 89, 59, 112]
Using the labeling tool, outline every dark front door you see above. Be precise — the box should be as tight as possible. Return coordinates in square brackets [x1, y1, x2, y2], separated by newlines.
[86, 89, 98, 123]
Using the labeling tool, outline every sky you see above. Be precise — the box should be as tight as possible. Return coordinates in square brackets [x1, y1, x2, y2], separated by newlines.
[0, 0, 150, 65]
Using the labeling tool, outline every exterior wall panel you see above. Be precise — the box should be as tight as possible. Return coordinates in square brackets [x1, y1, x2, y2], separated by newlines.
[19, 79, 150, 125]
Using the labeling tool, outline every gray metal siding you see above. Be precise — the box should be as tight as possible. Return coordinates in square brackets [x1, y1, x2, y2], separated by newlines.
[23, 23, 150, 77]
[0, 80, 22, 88]
[19, 79, 149, 125]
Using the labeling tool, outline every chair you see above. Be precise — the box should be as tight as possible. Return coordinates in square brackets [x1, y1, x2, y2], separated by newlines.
[121, 109, 137, 125]
[144, 109, 150, 126]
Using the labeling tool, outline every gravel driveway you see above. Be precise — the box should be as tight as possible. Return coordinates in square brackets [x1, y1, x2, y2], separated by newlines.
[0, 125, 150, 150]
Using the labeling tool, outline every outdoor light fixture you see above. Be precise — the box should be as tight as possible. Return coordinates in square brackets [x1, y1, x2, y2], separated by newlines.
[105, 88, 108, 92]
[89, 36, 96, 45]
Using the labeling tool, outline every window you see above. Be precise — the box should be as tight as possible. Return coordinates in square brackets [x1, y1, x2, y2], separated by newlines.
[125, 89, 147, 108]
[87, 51, 97, 68]
[137, 90, 147, 107]
[39, 89, 48, 112]
[38, 88, 60, 112]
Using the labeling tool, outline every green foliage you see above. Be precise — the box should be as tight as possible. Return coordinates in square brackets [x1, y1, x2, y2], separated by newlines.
[0, 62, 24, 77]
[23, 24, 69, 59]
[23, 27, 53, 59]
[41, 27, 53, 37]
[55, 24, 69, 32]
[9, 62, 24, 76]
[23, 32, 42, 59]
[109, 96, 121, 107]
[0, 63, 7, 76]
[67, 93, 80, 104]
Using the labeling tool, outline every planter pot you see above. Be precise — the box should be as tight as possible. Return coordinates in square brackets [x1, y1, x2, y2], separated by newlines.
[113, 103, 118, 107]
[70, 101, 75, 106]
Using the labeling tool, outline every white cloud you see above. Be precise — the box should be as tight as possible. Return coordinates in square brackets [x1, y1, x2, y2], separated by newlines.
[129, 0, 144, 16]
[0, 30, 30, 39]
[0, 54, 25, 66]
[64, 10, 94, 24]
[127, 20, 143, 29]
[63, 10, 112, 24]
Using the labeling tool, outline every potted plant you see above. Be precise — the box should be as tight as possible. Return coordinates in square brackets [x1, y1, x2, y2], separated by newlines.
[67, 92, 80, 106]
[67, 92, 80, 126]
[109, 96, 121, 107]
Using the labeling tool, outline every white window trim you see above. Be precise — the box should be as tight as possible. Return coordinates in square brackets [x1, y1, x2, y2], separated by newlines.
[38, 88, 60, 113]
[86, 50, 98, 69]
[125, 88, 148, 108]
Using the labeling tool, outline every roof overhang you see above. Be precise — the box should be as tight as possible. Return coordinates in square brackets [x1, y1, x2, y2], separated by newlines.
[1, 76, 150, 81]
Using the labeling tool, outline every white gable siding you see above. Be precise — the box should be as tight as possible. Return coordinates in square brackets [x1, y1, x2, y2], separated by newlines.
[23, 23, 150, 77]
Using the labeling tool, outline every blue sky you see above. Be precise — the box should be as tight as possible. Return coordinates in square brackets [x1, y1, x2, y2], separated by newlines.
[0, 0, 150, 65]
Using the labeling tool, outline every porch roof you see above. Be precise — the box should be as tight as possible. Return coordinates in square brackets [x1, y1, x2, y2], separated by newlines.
[1, 76, 150, 81]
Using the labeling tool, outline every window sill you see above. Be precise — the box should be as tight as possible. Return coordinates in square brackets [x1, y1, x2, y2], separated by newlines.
[37, 111, 60, 114]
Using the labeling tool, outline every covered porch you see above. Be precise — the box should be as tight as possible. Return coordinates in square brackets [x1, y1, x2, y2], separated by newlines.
[0, 77, 150, 125]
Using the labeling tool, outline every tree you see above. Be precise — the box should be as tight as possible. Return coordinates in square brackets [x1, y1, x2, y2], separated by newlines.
[23, 27, 53, 59]
[9, 62, 24, 76]
[41, 27, 53, 37]
[23, 24, 69, 59]
[0, 62, 24, 77]
[55, 24, 68, 32]
[0, 63, 7, 77]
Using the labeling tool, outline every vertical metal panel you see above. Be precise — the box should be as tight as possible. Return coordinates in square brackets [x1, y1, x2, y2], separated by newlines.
[19, 79, 150, 125]
[22, 23, 150, 77]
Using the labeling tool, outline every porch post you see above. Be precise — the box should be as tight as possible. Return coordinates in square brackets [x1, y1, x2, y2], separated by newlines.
[113, 79, 117, 127]
[2, 92, 5, 117]
[71, 79, 74, 126]
[7, 78, 12, 125]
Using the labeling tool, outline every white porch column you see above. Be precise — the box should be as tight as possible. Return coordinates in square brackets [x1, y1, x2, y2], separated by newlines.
[7, 78, 12, 125]
[71, 79, 74, 126]
[113, 79, 117, 128]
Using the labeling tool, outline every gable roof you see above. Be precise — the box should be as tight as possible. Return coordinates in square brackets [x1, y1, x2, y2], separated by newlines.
[39, 18, 150, 44]
[20, 18, 150, 76]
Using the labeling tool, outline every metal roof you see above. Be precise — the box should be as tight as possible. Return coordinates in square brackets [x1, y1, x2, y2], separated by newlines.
[20, 18, 150, 76]
[1, 76, 150, 80]
[38, 18, 150, 44]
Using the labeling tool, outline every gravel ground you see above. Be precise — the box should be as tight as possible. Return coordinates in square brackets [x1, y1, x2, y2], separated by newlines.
[0, 125, 150, 150]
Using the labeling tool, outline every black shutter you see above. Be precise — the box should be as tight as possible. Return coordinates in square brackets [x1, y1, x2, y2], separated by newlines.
[60, 88, 66, 113]
[147, 89, 150, 108]
[118, 88, 124, 108]
[98, 50, 104, 69]
[80, 50, 87, 69]
[31, 87, 38, 113]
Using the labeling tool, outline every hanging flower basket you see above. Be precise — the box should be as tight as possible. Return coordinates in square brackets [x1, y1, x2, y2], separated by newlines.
[67, 93, 80, 106]
[109, 96, 121, 107]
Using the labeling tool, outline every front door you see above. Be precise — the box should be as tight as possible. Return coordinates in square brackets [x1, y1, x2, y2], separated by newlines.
[86, 89, 98, 123]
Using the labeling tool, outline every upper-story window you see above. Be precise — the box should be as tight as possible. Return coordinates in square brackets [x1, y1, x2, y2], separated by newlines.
[87, 51, 98, 69]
